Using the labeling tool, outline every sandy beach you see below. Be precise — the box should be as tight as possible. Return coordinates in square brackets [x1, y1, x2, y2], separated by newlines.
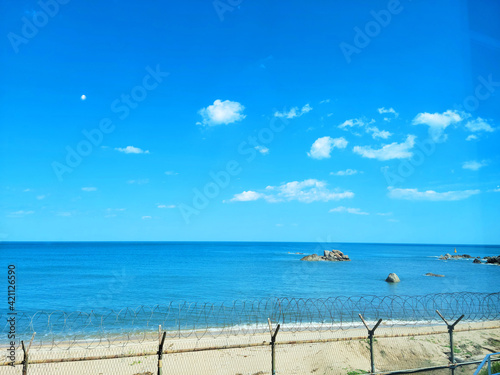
[2, 320, 499, 374]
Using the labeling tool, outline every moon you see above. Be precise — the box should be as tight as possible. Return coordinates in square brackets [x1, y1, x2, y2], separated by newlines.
[81, 95, 87, 101]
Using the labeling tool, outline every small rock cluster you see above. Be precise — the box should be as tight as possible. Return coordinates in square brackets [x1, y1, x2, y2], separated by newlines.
[300, 250, 350, 262]
[439, 253, 472, 260]
[484, 256, 500, 265]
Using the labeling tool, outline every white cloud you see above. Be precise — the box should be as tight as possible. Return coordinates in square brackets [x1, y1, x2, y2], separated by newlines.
[388, 187, 480, 201]
[338, 118, 374, 129]
[165, 171, 179, 176]
[353, 135, 416, 161]
[158, 204, 176, 209]
[36, 195, 46, 200]
[274, 104, 312, 119]
[377, 212, 392, 216]
[142, 216, 152, 220]
[229, 191, 263, 202]
[366, 126, 392, 139]
[330, 169, 359, 176]
[462, 160, 487, 171]
[198, 99, 246, 126]
[308, 136, 348, 159]
[229, 179, 354, 203]
[412, 109, 464, 142]
[57, 212, 72, 217]
[23, 188, 31, 192]
[255, 145, 269, 155]
[493, 188, 500, 193]
[8, 210, 34, 217]
[465, 117, 494, 133]
[82, 187, 97, 192]
[466, 134, 478, 141]
[127, 179, 149, 185]
[320, 99, 331, 104]
[378, 107, 399, 119]
[329, 206, 369, 215]
[115, 146, 150, 154]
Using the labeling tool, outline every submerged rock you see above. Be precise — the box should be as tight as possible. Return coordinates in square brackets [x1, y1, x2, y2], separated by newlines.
[300, 250, 351, 262]
[473, 258, 482, 264]
[425, 273, 445, 277]
[386, 273, 400, 283]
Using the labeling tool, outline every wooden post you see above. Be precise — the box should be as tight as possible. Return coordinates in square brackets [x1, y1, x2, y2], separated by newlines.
[157, 331, 166, 375]
[436, 310, 464, 375]
[22, 332, 36, 375]
[268, 318, 280, 375]
[359, 314, 382, 374]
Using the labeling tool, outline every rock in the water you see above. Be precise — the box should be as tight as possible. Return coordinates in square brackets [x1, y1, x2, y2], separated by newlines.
[386, 273, 400, 283]
[486, 256, 500, 264]
[425, 273, 444, 277]
[300, 254, 323, 261]
[300, 250, 350, 262]
[439, 253, 475, 260]
[473, 258, 482, 264]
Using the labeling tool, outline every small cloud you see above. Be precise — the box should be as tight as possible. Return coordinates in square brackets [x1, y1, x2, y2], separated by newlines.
[57, 212, 72, 217]
[229, 179, 354, 203]
[23, 188, 32, 192]
[165, 171, 179, 176]
[377, 107, 399, 120]
[275, 223, 284, 227]
[36, 195, 46, 200]
[198, 99, 246, 126]
[492, 187, 500, 193]
[466, 134, 478, 141]
[388, 187, 480, 201]
[142, 216, 152, 220]
[255, 145, 269, 155]
[366, 126, 392, 139]
[377, 212, 392, 216]
[338, 118, 374, 130]
[106, 208, 126, 212]
[308, 136, 348, 159]
[229, 191, 263, 202]
[329, 206, 369, 215]
[274, 104, 312, 119]
[353, 135, 416, 161]
[320, 99, 331, 104]
[8, 210, 35, 217]
[462, 160, 488, 171]
[330, 169, 359, 176]
[412, 109, 465, 142]
[465, 117, 494, 133]
[158, 204, 176, 209]
[387, 219, 399, 222]
[127, 179, 149, 185]
[82, 187, 97, 192]
[115, 146, 150, 154]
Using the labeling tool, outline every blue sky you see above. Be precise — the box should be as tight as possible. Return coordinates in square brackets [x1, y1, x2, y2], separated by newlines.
[1, 0, 499, 243]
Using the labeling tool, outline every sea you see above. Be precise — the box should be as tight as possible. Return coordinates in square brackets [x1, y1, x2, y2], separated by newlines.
[2, 241, 499, 312]
[1, 242, 499, 339]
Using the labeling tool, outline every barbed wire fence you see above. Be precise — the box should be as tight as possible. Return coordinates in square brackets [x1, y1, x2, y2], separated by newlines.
[1, 291, 500, 374]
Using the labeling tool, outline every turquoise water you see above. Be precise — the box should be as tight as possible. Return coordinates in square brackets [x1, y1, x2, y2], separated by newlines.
[1, 241, 499, 314]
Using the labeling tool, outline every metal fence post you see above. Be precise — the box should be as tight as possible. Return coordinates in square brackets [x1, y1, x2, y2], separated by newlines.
[359, 314, 382, 374]
[157, 331, 166, 375]
[21, 333, 36, 375]
[436, 310, 464, 375]
[268, 318, 280, 375]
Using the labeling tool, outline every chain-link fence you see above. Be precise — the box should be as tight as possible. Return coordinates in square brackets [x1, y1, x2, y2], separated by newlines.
[1, 292, 499, 374]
